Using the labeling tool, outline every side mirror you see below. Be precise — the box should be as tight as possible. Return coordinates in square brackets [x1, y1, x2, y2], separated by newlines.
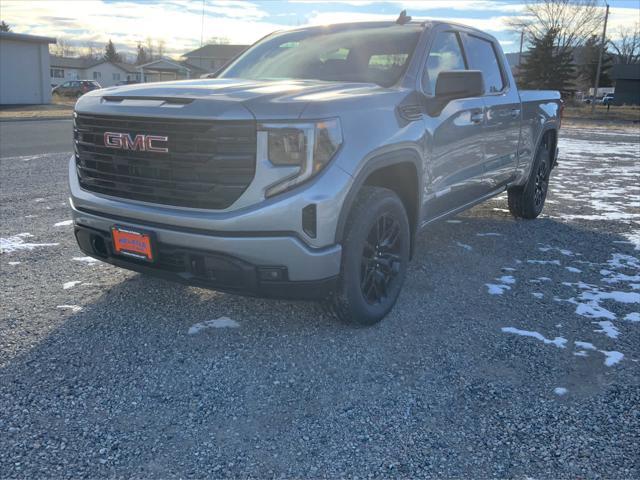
[426, 70, 484, 116]
[435, 70, 484, 100]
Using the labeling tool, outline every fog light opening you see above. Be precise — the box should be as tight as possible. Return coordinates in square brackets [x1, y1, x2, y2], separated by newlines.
[91, 235, 108, 257]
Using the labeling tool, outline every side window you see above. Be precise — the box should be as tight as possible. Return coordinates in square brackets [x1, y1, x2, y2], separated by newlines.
[463, 35, 505, 93]
[423, 31, 466, 95]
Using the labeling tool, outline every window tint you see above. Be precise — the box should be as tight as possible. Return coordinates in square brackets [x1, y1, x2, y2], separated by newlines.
[464, 35, 505, 93]
[220, 26, 421, 87]
[423, 32, 466, 95]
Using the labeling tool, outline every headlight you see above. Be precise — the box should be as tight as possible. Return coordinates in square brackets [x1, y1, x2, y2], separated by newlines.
[260, 118, 342, 197]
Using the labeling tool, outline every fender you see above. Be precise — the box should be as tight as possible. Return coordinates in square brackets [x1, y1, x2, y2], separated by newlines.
[334, 148, 424, 247]
[514, 121, 559, 187]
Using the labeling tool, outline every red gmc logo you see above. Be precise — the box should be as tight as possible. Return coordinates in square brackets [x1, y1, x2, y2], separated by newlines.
[103, 131, 168, 153]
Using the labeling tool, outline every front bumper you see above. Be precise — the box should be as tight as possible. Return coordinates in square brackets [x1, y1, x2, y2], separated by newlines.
[71, 199, 341, 285]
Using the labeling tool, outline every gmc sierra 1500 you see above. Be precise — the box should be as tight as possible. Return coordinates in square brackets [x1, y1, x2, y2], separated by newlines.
[70, 16, 561, 325]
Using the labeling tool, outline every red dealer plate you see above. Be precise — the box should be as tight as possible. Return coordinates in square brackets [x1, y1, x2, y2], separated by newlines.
[111, 226, 154, 262]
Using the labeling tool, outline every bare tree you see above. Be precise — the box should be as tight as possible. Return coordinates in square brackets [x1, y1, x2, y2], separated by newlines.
[610, 23, 640, 64]
[145, 37, 155, 61]
[51, 37, 77, 57]
[156, 39, 166, 59]
[507, 0, 605, 53]
[80, 42, 100, 61]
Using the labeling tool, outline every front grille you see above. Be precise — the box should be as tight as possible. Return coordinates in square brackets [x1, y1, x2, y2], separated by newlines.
[74, 113, 256, 209]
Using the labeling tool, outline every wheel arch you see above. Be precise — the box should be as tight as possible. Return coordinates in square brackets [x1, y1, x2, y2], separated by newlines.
[335, 149, 422, 255]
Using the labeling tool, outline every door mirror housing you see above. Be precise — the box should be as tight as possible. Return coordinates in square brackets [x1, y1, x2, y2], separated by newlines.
[426, 70, 484, 116]
[435, 70, 484, 100]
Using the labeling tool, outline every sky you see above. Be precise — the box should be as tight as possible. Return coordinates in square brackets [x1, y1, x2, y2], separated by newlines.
[2, 0, 639, 59]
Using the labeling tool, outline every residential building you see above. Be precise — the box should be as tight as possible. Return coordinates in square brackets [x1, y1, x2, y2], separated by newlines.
[0, 31, 56, 105]
[611, 64, 640, 105]
[137, 58, 192, 83]
[50, 56, 142, 88]
[182, 44, 247, 76]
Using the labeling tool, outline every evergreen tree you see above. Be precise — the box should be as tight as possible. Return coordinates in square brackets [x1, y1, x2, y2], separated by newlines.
[519, 29, 575, 94]
[0, 21, 11, 32]
[104, 39, 122, 63]
[135, 43, 149, 65]
[578, 35, 613, 89]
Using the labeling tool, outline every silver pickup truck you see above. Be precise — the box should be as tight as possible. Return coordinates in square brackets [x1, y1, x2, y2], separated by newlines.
[70, 17, 562, 325]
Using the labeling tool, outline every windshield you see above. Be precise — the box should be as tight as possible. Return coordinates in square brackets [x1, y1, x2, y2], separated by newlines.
[219, 24, 422, 87]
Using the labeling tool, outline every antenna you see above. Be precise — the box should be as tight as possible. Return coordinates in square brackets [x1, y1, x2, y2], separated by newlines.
[396, 10, 412, 25]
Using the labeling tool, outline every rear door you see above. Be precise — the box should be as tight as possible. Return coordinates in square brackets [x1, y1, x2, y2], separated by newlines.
[421, 28, 487, 220]
[462, 33, 520, 189]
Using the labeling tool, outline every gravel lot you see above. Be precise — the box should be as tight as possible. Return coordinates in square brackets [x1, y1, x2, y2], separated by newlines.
[1, 121, 639, 479]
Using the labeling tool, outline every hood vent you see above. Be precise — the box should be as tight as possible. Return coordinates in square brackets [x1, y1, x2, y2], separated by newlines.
[102, 95, 194, 105]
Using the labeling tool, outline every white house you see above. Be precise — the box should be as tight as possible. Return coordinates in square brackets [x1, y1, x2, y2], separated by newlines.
[50, 56, 142, 88]
[137, 58, 192, 83]
[0, 31, 56, 105]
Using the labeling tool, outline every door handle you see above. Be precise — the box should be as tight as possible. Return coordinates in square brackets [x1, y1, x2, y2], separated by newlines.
[510, 108, 521, 118]
[470, 111, 484, 124]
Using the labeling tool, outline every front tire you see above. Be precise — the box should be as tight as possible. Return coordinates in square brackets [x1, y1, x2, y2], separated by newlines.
[326, 186, 410, 326]
[507, 147, 551, 219]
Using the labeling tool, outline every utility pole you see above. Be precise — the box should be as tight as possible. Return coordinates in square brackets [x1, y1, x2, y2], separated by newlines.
[591, 3, 609, 114]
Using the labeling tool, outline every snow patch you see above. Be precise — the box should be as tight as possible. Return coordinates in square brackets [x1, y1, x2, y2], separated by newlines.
[486, 283, 511, 295]
[501, 327, 567, 348]
[553, 387, 568, 396]
[594, 320, 620, 339]
[624, 312, 639, 322]
[72, 256, 99, 264]
[54, 220, 73, 227]
[565, 266, 582, 273]
[601, 350, 624, 367]
[57, 305, 82, 313]
[497, 275, 516, 284]
[477, 232, 502, 237]
[0, 233, 59, 254]
[456, 241, 472, 251]
[527, 259, 561, 266]
[188, 316, 240, 334]
[532, 292, 544, 299]
[63, 281, 82, 290]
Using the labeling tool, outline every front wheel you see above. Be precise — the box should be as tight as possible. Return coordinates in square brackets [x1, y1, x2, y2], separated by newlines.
[507, 147, 551, 219]
[326, 186, 410, 326]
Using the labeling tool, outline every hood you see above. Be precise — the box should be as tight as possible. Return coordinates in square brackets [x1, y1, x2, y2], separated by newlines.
[75, 78, 395, 121]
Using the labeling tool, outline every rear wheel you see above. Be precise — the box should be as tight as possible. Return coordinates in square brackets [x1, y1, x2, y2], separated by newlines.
[326, 186, 410, 326]
[507, 146, 551, 219]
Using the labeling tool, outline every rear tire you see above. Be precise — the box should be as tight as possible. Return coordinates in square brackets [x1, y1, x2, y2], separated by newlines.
[325, 186, 410, 326]
[507, 147, 551, 219]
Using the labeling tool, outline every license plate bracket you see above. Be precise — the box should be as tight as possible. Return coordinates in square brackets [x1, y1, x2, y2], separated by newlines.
[111, 225, 155, 262]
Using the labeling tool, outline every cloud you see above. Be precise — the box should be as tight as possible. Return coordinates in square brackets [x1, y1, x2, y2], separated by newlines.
[1, 0, 280, 56]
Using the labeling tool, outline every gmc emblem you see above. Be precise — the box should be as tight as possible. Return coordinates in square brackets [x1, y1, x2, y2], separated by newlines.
[103, 131, 168, 153]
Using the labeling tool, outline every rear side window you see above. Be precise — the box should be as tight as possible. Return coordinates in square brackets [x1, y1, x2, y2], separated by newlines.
[423, 31, 466, 95]
[463, 35, 505, 93]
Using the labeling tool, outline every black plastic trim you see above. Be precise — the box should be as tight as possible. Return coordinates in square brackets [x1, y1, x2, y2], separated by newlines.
[74, 224, 337, 300]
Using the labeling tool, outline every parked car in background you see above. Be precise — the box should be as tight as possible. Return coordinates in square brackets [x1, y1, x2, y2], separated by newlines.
[52, 80, 101, 98]
[602, 93, 615, 106]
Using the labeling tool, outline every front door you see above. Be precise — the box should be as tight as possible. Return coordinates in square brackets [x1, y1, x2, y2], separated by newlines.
[420, 29, 487, 221]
